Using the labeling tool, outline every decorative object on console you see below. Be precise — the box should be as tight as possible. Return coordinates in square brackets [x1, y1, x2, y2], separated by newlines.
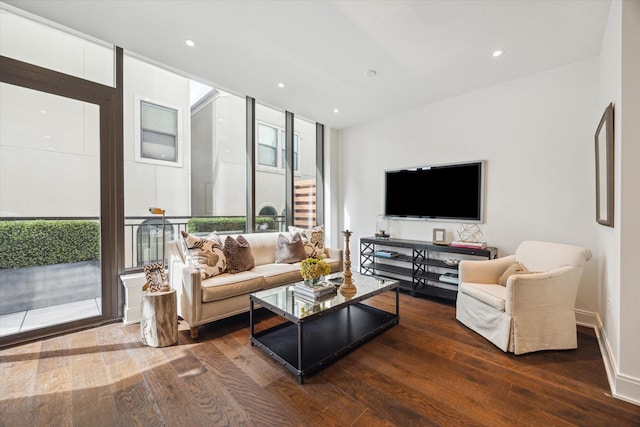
[595, 102, 614, 227]
[457, 223, 483, 243]
[438, 272, 459, 284]
[375, 214, 390, 239]
[340, 229, 357, 296]
[300, 257, 331, 284]
[451, 240, 487, 249]
[143, 207, 170, 292]
[432, 228, 447, 244]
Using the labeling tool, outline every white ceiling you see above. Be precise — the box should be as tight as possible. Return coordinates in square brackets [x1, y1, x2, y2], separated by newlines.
[4, 0, 611, 129]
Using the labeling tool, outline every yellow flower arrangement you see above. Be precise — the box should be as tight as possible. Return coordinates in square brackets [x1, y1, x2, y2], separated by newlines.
[300, 257, 331, 281]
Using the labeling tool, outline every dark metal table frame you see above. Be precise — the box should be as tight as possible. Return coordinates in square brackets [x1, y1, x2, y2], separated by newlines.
[249, 273, 399, 384]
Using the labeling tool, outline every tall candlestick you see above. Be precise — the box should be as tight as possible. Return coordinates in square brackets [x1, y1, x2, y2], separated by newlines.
[340, 229, 357, 296]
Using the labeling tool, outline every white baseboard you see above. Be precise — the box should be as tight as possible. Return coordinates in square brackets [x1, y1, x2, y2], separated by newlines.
[575, 308, 640, 407]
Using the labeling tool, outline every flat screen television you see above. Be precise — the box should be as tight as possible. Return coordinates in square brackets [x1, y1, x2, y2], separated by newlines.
[384, 160, 485, 222]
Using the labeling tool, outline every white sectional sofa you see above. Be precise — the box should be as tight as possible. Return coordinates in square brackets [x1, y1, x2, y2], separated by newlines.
[168, 231, 343, 338]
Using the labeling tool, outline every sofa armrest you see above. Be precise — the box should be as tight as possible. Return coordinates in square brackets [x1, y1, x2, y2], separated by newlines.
[180, 266, 203, 326]
[325, 247, 343, 272]
[459, 254, 516, 285]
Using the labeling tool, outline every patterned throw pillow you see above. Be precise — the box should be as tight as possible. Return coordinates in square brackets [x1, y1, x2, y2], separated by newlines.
[288, 225, 327, 258]
[180, 231, 227, 279]
[275, 232, 307, 263]
[223, 235, 255, 273]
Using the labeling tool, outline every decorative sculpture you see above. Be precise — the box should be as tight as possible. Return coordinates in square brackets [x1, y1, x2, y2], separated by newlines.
[340, 229, 357, 296]
[457, 223, 483, 243]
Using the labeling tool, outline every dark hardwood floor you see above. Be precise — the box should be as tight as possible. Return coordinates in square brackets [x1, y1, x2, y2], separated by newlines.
[1, 292, 638, 426]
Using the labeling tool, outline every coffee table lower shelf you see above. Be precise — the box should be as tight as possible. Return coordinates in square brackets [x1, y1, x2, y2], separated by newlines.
[250, 303, 397, 384]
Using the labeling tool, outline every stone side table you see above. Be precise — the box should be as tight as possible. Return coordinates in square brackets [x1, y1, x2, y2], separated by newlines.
[140, 288, 178, 347]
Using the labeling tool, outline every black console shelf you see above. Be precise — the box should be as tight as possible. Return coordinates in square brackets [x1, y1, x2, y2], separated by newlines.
[360, 237, 498, 301]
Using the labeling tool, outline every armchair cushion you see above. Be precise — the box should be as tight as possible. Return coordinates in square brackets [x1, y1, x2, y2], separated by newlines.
[497, 262, 530, 285]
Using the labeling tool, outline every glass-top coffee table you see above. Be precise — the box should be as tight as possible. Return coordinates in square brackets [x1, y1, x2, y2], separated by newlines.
[249, 272, 399, 384]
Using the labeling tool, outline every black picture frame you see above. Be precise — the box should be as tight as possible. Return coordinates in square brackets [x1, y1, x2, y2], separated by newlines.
[595, 102, 614, 227]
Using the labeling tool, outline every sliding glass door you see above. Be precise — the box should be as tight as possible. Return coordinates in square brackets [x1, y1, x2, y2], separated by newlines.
[0, 82, 103, 338]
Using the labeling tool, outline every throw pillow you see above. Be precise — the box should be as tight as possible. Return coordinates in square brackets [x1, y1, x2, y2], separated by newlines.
[275, 232, 307, 263]
[288, 225, 327, 258]
[180, 231, 227, 279]
[224, 235, 255, 273]
[497, 262, 528, 286]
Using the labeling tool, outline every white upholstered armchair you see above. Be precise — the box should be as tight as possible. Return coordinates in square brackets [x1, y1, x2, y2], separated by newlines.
[455, 240, 592, 355]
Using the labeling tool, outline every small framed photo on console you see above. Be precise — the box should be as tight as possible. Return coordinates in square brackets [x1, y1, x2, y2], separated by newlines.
[433, 228, 447, 245]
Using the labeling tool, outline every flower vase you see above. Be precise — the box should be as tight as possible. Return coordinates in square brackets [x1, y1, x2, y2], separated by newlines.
[304, 277, 319, 286]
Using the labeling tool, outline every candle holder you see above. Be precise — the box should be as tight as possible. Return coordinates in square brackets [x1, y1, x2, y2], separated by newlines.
[375, 214, 390, 239]
[340, 229, 357, 296]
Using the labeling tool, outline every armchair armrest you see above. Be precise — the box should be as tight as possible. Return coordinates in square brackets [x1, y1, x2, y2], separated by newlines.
[459, 255, 516, 284]
[505, 265, 581, 315]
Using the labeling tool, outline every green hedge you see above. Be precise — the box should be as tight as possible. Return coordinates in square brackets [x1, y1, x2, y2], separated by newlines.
[0, 220, 100, 269]
[187, 216, 275, 233]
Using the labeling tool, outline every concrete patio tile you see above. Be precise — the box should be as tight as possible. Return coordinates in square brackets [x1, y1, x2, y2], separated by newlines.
[0, 311, 26, 336]
[21, 299, 101, 332]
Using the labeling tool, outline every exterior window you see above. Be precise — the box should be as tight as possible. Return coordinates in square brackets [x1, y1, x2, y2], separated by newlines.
[140, 100, 178, 162]
[258, 123, 278, 167]
[281, 130, 299, 171]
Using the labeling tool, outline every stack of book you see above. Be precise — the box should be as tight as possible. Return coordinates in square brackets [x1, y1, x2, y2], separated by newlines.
[450, 240, 487, 249]
[374, 250, 398, 258]
[293, 281, 338, 301]
[438, 272, 459, 284]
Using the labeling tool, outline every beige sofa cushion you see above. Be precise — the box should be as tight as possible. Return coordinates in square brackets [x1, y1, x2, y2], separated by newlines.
[201, 270, 263, 303]
[253, 263, 302, 288]
[458, 282, 506, 311]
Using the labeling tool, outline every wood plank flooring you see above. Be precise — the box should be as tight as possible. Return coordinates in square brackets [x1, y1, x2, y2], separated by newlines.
[1, 292, 639, 426]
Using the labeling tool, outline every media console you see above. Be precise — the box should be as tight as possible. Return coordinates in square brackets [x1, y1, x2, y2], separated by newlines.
[359, 237, 498, 301]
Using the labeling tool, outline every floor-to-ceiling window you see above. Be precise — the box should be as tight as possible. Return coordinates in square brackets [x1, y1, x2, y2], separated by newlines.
[255, 104, 287, 232]
[0, 6, 121, 344]
[293, 116, 317, 228]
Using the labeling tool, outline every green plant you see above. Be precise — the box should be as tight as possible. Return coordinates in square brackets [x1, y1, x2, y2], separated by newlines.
[188, 216, 275, 233]
[0, 220, 100, 269]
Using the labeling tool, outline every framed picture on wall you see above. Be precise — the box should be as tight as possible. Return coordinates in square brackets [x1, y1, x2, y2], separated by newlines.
[595, 102, 614, 227]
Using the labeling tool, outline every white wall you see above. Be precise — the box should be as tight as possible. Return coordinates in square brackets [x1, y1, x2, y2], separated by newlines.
[597, 0, 640, 405]
[123, 55, 191, 217]
[338, 58, 599, 312]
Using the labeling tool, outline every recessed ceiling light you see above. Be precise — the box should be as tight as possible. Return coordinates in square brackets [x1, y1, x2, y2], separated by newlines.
[333, 108, 340, 114]
[365, 69, 377, 77]
[492, 49, 504, 58]
[185, 39, 196, 47]
[277, 82, 285, 88]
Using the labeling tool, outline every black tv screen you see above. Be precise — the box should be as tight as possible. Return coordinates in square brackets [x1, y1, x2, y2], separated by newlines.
[385, 161, 485, 222]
